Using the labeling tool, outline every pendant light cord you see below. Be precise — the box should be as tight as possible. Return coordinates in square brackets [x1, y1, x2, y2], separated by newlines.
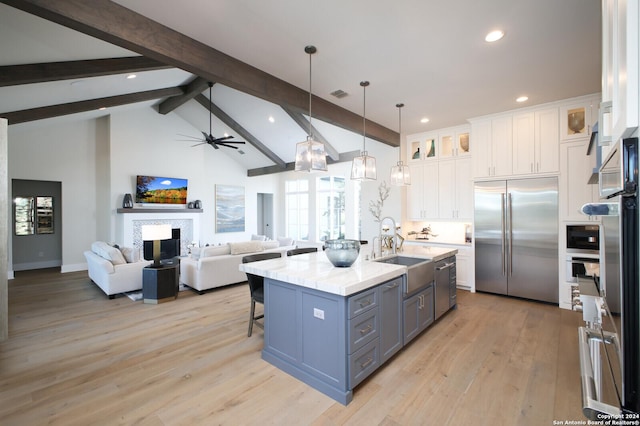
[308, 51, 312, 135]
[397, 103, 404, 162]
[209, 84, 212, 135]
[361, 81, 370, 152]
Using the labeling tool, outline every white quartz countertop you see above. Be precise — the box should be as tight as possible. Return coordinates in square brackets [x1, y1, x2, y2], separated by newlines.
[394, 245, 458, 262]
[239, 246, 458, 296]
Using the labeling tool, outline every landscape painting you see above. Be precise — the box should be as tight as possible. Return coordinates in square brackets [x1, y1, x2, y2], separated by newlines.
[135, 176, 188, 205]
[216, 185, 245, 233]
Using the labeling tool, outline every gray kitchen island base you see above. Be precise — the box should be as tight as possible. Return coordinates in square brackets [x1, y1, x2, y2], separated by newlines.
[262, 276, 405, 405]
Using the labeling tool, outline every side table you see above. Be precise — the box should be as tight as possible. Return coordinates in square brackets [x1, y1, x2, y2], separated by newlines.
[142, 264, 179, 304]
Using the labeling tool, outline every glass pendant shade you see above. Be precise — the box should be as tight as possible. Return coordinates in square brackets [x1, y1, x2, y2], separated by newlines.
[294, 136, 327, 172]
[351, 81, 377, 181]
[350, 151, 377, 180]
[390, 161, 411, 185]
[390, 102, 410, 186]
[294, 45, 328, 173]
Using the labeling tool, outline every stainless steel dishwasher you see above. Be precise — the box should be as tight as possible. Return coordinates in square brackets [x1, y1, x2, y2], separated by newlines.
[434, 256, 456, 319]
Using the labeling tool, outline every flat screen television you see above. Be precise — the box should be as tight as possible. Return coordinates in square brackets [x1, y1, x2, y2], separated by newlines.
[135, 175, 188, 205]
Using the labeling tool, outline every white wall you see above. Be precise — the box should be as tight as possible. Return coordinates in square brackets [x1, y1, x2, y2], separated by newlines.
[7, 106, 281, 273]
[8, 116, 99, 273]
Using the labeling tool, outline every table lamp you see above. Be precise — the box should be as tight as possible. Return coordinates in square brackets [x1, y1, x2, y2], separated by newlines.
[141, 224, 172, 268]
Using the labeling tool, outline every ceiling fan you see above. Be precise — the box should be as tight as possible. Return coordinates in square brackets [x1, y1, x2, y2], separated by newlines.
[179, 82, 246, 150]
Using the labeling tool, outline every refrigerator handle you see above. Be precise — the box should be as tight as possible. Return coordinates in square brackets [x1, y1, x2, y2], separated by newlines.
[508, 193, 513, 276]
[501, 193, 506, 276]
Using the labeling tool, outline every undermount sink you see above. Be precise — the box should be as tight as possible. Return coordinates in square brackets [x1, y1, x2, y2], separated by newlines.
[375, 255, 427, 267]
[373, 255, 434, 296]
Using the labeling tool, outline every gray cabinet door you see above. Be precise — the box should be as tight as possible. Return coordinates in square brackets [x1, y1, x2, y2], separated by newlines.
[403, 284, 434, 345]
[379, 277, 403, 363]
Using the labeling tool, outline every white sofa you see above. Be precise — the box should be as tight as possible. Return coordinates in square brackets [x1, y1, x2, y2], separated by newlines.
[84, 241, 151, 298]
[180, 239, 295, 294]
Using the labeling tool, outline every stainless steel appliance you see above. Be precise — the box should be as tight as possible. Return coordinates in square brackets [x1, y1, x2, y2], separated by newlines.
[474, 177, 559, 303]
[567, 224, 600, 254]
[434, 256, 456, 319]
[578, 136, 639, 418]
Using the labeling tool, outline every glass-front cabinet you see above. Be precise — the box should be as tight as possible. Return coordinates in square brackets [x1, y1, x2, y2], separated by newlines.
[407, 132, 438, 162]
[439, 125, 471, 159]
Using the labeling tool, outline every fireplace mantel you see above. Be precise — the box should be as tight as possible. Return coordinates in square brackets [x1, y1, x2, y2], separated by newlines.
[117, 208, 203, 214]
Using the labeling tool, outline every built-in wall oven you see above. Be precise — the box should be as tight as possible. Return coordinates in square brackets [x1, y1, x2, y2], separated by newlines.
[566, 225, 600, 311]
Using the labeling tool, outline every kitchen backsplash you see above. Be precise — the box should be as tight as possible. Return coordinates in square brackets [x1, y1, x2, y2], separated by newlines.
[402, 221, 472, 245]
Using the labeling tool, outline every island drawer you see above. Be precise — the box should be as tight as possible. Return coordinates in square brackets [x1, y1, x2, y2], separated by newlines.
[349, 338, 380, 388]
[348, 288, 378, 318]
[348, 307, 379, 354]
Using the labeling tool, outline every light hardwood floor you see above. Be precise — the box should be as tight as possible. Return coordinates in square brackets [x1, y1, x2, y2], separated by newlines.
[0, 269, 587, 425]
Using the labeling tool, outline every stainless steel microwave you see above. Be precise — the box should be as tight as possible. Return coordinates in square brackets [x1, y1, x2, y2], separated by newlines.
[599, 137, 638, 199]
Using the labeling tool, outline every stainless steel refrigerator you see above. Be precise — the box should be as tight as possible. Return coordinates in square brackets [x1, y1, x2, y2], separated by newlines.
[474, 177, 558, 303]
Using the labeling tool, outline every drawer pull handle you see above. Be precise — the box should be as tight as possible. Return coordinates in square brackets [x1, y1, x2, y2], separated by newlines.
[360, 357, 374, 368]
[385, 283, 399, 289]
[359, 324, 373, 334]
[359, 299, 372, 307]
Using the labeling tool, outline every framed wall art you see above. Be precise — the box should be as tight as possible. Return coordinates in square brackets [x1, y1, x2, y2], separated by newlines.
[215, 185, 245, 233]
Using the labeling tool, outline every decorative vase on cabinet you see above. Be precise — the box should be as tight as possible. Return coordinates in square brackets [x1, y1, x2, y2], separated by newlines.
[426, 139, 436, 158]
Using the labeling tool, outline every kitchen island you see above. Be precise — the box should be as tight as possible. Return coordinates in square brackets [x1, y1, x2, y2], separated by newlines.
[239, 248, 456, 404]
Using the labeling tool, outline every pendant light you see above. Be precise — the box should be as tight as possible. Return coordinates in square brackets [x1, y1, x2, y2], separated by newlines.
[390, 103, 411, 186]
[351, 81, 377, 180]
[294, 45, 328, 172]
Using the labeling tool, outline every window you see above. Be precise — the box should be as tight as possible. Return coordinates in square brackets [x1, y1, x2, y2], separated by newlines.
[285, 179, 309, 240]
[316, 176, 345, 241]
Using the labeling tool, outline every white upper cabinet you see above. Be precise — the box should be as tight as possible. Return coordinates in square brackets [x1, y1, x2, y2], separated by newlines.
[439, 125, 471, 159]
[407, 163, 439, 220]
[472, 115, 512, 178]
[407, 132, 438, 163]
[512, 108, 559, 175]
[438, 157, 473, 220]
[601, 0, 639, 144]
[559, 139, 600, 221]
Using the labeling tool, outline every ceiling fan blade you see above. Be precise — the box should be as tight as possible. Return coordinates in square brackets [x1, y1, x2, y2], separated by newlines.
[177, 133, 204, 141]
[216, 143, 239, 149]
[211, 135, 234, 143]
[191, 142, 206, 147]
[218, 141, 245, 145]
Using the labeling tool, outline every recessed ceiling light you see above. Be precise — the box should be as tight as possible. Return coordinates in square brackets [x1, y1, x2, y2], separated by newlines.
[420, 117, 430, 124]
[126, 74, 137, 79]
[516, 96, 529, 103]
[268, 116, 275, 123]
[485, 30, 505, 43]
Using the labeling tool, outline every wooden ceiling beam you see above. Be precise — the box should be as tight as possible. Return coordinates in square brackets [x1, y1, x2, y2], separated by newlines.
[194, 94, 286, 169]
[158, 76, 209, 115]
[0, 56, 171, 87]
[0, 0, 399, 147]
[0, 86, 183, 124]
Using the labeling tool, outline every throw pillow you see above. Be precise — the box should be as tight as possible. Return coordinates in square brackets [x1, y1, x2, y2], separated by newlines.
[228, 241, 265, 255]
[277, 237, 294, 247]
[262, 240, 279, 250]
[91, 241, 127, 265]
[251, 234, 267, 241]
[119, 246, 139, 263]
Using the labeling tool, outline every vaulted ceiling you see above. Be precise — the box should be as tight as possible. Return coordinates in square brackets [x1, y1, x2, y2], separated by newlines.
[0, 0, 602, 175]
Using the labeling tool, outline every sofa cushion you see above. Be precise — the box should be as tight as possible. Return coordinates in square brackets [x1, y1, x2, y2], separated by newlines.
[229, 241, 264, 255]
[200, 245, 231, 258]
[91, 241, 127, 265]
[277, 237, 294, 247]
[251, 234, 267, 241]
[262, 240, 279, 250]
